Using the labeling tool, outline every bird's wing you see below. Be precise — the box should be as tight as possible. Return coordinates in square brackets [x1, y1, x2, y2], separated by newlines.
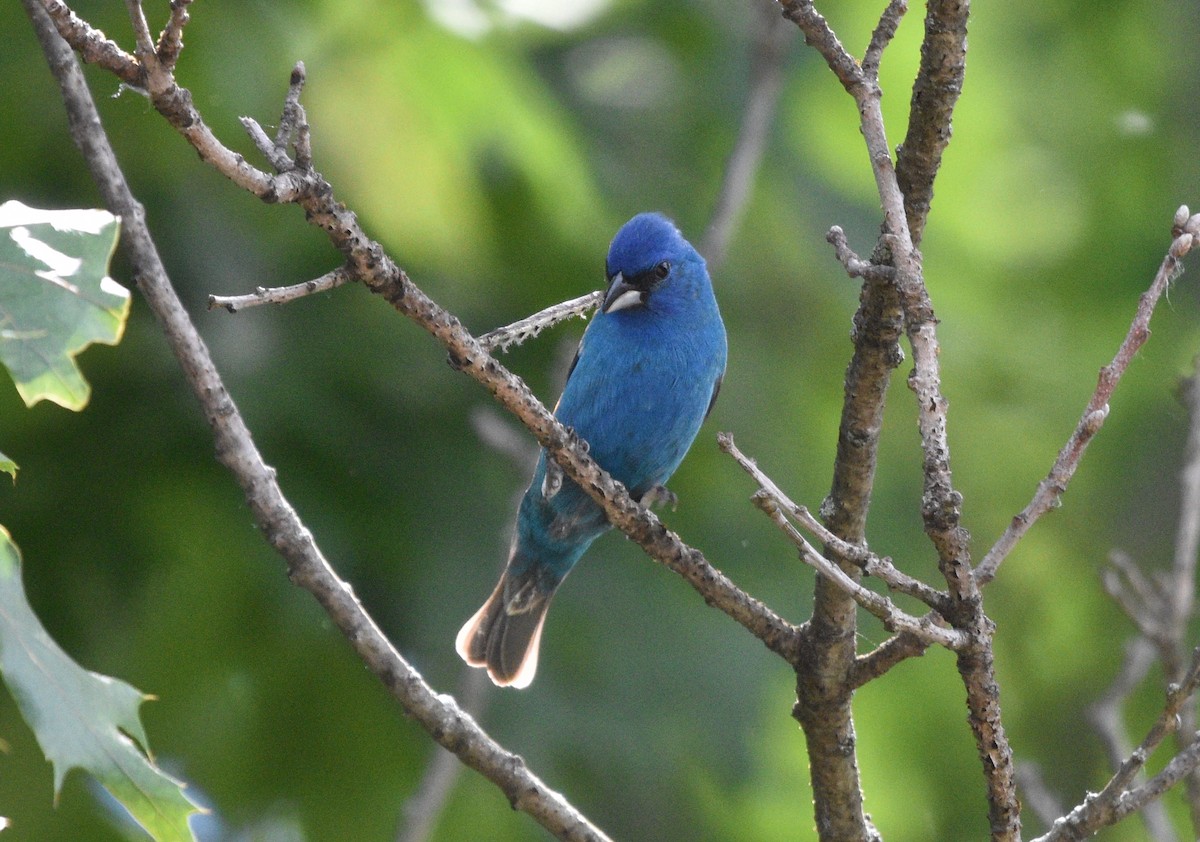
[552, 340, 585, 416]
[705, 372, 723, 420]
[563, 343, 582, 386]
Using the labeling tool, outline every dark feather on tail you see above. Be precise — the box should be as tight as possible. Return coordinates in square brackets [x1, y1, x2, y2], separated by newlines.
[456, 571, 553, 688]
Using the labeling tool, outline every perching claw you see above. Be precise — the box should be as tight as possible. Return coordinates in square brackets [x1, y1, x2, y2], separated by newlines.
[541, 458, 563, 501]
[640, 484, 679, 511]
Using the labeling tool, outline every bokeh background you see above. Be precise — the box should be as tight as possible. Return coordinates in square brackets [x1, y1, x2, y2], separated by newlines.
[4, 0, 1200, 839]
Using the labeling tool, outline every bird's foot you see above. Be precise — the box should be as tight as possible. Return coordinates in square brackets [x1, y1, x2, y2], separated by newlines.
[640, 484, 678, 511]
[542, 459, 563, 501]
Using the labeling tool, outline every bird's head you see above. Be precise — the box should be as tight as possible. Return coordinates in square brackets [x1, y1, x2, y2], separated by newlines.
[602, 213, 705, 314]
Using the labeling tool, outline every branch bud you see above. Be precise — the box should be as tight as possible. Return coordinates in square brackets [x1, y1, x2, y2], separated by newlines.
[1174, 205, 1191, 231]
[1170, 233, 1194, 259]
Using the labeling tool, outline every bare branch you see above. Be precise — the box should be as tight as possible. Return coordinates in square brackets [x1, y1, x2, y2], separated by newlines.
[826, 227, 898, 284]
[789, 0, 1018, 831]
[155, 0, 193, 72]
[469, 406, 537, 468]
[783, 3, 1016, 834]
[751, 490, 965, 649]
[26, 5, 614, 839]
[41, 0, 288, 199]
[123, 0, 155, 57]
[1168, 364, 1200, 651]
[477, 291, 602, 354]
[1168, 362, 1200, 827]
[241, 115, 293, 174]
[1093, 356, 1200, 837]
[976, 217, 1194, 586]
[1102, 550, 1169, 646]
[1038, 647, 1200, 841]
[895, 0, 970, 247]
[849, 631, 929, 688]
[777, 1, 868, 98]
[1085, 638, 1176, 842]
[862, 0, 907, 79]
[208, 266, 354, 312]
[278, 62, 312, 170]
[719, 432, 950, 612]
[40, 0, 141, 86]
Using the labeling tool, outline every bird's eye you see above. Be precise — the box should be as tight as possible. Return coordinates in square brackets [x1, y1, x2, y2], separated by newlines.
[653, 261, 671, 280]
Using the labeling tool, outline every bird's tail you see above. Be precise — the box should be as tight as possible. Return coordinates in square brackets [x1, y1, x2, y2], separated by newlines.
[455, 568, 555, 689]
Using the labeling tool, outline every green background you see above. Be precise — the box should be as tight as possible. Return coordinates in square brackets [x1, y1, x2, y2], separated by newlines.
[4, 0, 1200, 839]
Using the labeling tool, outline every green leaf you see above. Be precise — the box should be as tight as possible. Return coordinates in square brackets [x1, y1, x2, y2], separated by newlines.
[0, 201, 129, 410]
[0, 451, 14, 482]
[0, 528, 201, 840]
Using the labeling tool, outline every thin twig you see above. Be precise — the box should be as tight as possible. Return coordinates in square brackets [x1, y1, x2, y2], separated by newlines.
[1085, 637, 1175, 842]
[208, 266, 353, 312]
[849, 631, 929, 688]
[1101, 550, 1168, 645]
[753, 492, 966, 650]
[1037, 647, 1200, 841]
[826, 226, 898, 283]
[862, 0, 907, 78]
[976, 217, 1195, 586]
[719, 432, 950, 612]
[277, 62, 311, 170]
[477, 291, 602, 354]
[155, 0, 193, 72]
[123, 0, 155, 58]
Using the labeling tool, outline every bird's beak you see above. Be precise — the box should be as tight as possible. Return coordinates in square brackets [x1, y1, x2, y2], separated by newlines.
[602, 272, 643, 313]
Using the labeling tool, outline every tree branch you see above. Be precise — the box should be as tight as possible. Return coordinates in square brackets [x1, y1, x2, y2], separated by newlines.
[1036, 646, 1200, 841]
[894, 0, 969, 247]
[720, 433, 952, 614]
[207, 265, 354, 312]
[849, 631, 929, 688]
[752, 490, 966, 649]
[155, 0, 194, 72]
[1084, 352, 1200, 839]
[772, 3, 925, 838]
[976, 211, 1196, 586]
[781, 1, 1020, 836]
[1085, 637, 1176, 841]
[476, 291, 602, 354]
[861, 0, 907, 79]
[826, 226, 898, 284]
[40, 0, 295, 198]
[26, 4, 614, 839]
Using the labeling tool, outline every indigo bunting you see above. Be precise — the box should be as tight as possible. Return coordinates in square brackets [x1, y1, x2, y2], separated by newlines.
[456, 213, 727, 687]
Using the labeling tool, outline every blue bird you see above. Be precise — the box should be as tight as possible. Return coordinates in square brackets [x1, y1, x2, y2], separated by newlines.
[456, 213, 727, 688]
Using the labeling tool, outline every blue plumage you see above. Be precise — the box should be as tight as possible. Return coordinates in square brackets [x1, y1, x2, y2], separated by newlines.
[456, 213, 727, 687]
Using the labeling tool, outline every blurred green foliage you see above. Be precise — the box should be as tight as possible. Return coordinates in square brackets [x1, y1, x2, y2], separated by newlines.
[3, 0, 1200, 839]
